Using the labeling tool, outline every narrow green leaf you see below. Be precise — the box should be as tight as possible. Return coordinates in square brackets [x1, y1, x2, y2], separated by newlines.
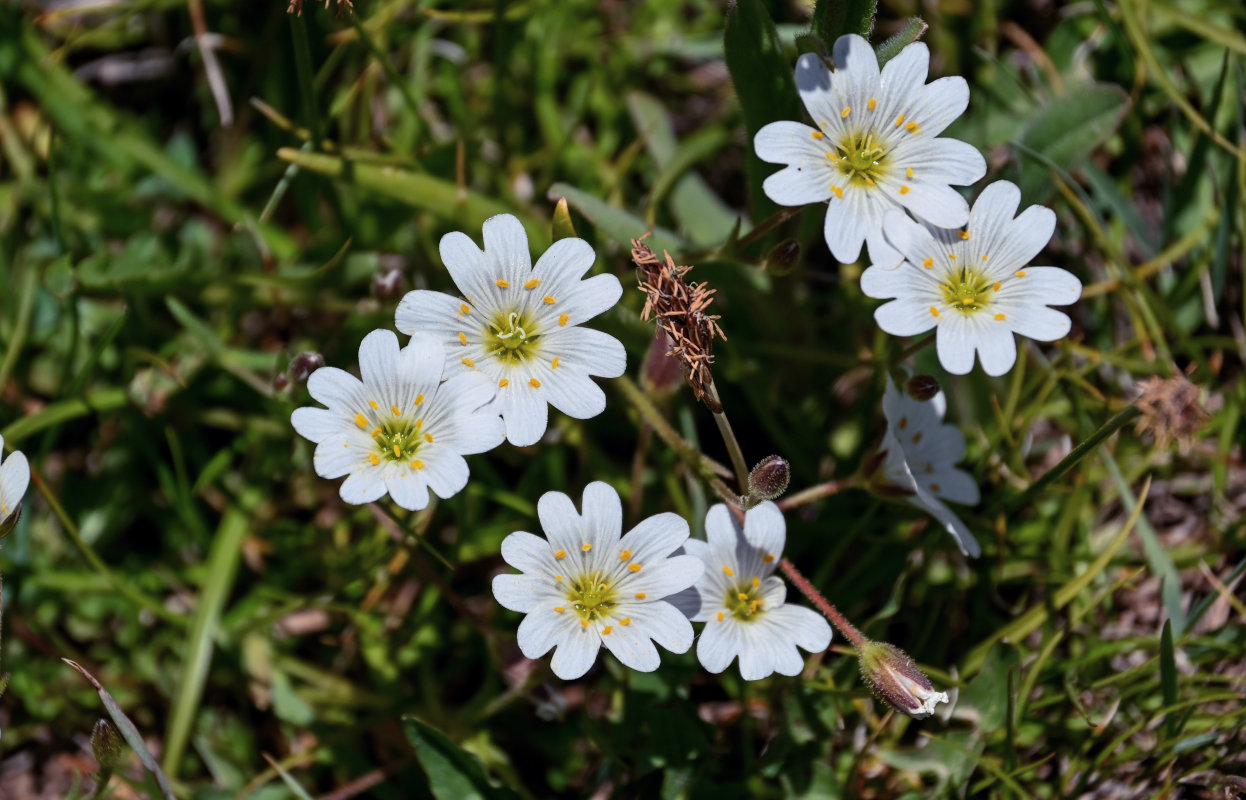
[63, 659, 177, 800]
[402, 716, 519, 800]
[551, 196, 578, 241]
[811, 0, 877, 46]
[263, 753, 317, 800]
[275, 149, 548, 250]
[876, 17, 928, 67]
[547, 183, 688, 256]
[724, 0, 804, 219]
[1016, 83, 1130, 202]
[1159, 619, 1178, 738]
[1166, 50, 1229, 247]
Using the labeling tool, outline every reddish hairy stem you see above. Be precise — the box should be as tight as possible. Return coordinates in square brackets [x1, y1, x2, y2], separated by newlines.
[779, 558, 866, 648]
[777, 478, 856, 511]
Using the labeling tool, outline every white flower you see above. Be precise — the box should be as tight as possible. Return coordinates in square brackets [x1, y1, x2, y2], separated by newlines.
[395, 214, 625, 447]
[492, 482, 704, 680]
[877, 377, 980, 557]
[675, 502, 832, 681]
[861, 180, 1082, 376]
[0, 435, 30, 532]
[291, 329, 504, 510]
[754, 35, 985, 265]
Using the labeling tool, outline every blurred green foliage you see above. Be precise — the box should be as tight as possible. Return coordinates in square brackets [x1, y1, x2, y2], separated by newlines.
[0, 0, 1243, 797]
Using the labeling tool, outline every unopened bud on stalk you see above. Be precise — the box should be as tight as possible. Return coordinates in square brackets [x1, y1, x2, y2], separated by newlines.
[748, 455, 790, 500]
[372, 263, 405, 302]
[287, 352, 324, 385]
[639, 330, 683, 398]
[905, 374, 940, 402]
[764, 239, 801, 275]
[91, 719, 124, 768]
[858, 640, 949, 719]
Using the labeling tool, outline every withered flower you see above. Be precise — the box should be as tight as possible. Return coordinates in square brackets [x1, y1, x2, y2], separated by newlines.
[632, 237, 726, 412]
[1135, 375, 1209, 452]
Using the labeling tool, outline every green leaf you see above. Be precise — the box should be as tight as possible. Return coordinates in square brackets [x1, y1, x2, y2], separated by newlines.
[724, 0, 804, 219]
[403, 716, 519, 800]
[62, 659, 177, 800]
[1159, 619, 1179, 738]
[876, 17, 928, 67]
[811, 0, 877, 46]
[1015, 83, 1131, 202]
[275, 149, 548, 251]
[547, 183, 689, 256]
[551, 196, 578, 241]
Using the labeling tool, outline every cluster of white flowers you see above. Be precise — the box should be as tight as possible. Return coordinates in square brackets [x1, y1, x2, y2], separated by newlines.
[756, 34, 1081, 378]
[292, 214, 625, 509]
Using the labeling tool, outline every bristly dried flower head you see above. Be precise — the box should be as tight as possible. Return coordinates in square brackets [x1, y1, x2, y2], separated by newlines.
[632, 236, 726, 412]
[1135, 375, 1208, 452]
[287, 0, 353, 16]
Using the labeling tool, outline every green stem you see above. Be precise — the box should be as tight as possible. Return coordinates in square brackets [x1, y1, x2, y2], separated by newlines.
[0, 265, 38, 394]
[614, 376, 734, 489]
[289, 13, 324, 148]
[705, 381, 751, 495]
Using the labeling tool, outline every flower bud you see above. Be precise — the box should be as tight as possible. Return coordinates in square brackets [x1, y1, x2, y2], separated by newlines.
[372, 263, 405, 302]
[91, 719, 124, 769]
[748, 455, 790, 500]
[287, 352, 324, 385]
[764, 239, 801, 275]
[858, 640, 948, 719]
[905, 374, 940, 402]
[639, 330, 683, 399]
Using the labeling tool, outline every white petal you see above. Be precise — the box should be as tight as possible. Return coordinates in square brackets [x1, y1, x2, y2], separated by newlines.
[516, 606, 570, 659]
[291, 407, 346, 444]
[497, 384, 549, 447]
[794, 52, 836, 119]
[310, 437, 363, 479]
[967, 181, 1023, 245]
[874, 298, 939, 337]
[911, 493, 981, 557]
[580, 481, 623, 549]
[438, 230, 492, 304]
[697, 618, 742, 674]
[823, 193, 868, 264]
[881, 207, 937, 266]
[543, 272, 623, 329]
[423, 451, 469, 501]
[339, 468, 387, 505]
[928, 468, 979, 506]
[631, 601, 695, 654]
[976, 324, 1017, 377]
[545, 326, 626, 379]
[763, 164, 835, 206]
[879, 40, 929, 103]
[439, 371, 496, 415]
[737, 626, 777, 681]
[0, 450, 30, 518]
[989, 204, 1057, 270]
[531, 236, 597, 291]
[358, 329, 402, 393]
[769, 604, 833, 655]
[619, 511, 689, 562]
[865, 227, 905, 270]
[896, 137, 986, 186]
[896, 183, 971, 229]
[549, 625, 601, 680]
[909, 76, 970, 138]
[601, 623, 661, 672]
[935, 316, 976, 375]
[397, 333, 447, 396]
[666, 586, 703, 620]
[385, 471, 431, 511]
[742, 501, 786, 558]
[500, 530, 553, 574]
[537, 490, 584, 558]
[541, 368, 607, 421]
[306, 366, 364, 414]
[832, 33, 880, 84]
[997, 266, 1082, 310]
[703, 504, 741, 558]
[394, 289, 465, 341]
[755, 120, 835, 167]
[492, 573, 549, 614]
[624, 553, 705, 599]
[1007, 306, 1073, 342]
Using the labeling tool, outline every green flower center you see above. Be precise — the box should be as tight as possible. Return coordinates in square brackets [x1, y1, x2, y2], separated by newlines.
[484, 310, 541, 365]
[373, 417, 427, 462]
[568, 571, 616, 622]
[835, 133, 888, 185]
[941, 267, 996, 313]
[724, 580, 765, 622]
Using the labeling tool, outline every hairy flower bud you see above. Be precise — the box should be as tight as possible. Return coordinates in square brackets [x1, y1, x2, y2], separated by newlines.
[748, 455, 790, 500]
[764, 239, 801, 275]
[858, 640, 948, 719]
[372, 263, 405, 302]
[639, 329, 683, 399]
[287, 352, 324, 385]
[905, 374, 940, 402]
[91, 719, 124, 768]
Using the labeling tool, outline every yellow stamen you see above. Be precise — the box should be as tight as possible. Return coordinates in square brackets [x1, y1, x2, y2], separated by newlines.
[391, 404, 401, 416]
[415, 394, 424, 405]
[529, 378, 541, 388]
[554, 606, 565, 613]
[544, 296, 556, 304]
[763, 554, 775, 563]
[393, 445, 401, 458]
[371, 428, 381, 437]
[868, 97, 877, 110]
[635, 592, 646, 599]
[961, 298, 974, 306]
[602, 626, 613, 635]
[458, 332, 467, 346]
[555, 549, 567, 559]
[580, 619, 588, 628]
[498, 378, 509, 387]
[368, 452, 380, 466]
[462, 357, 475, 367]
[811, 130, 824, 139]
[913, 432, 923, 443]
[410, 460, 424, 470]
[619, 549, 632, 561]
[899, 185, 910, 195]
[1016, 270, 1027, 277]
[496, 279, 509, 288]
[899, 417, 908, 429]
[992, 281, 1002, 291]
[582, 543, 592, 552]
[929, 306, 940, 317]
[628, 563, 642, 572]
[354, 413, 368, 429]
[906, 167, 914, 178]
[895, 113, 905, 126]
[995, 313, 1006, 321]
[620, 617, 631, 626]
[833, 185, 844, 199]
[737, 593, 749, 601]
[558, 313, 569, 326]
[906, 121, 919, 133]
[551, 357, 560, 369]
[523, 279, 540, 289]
[424, 432, 434, 444]
[722, 566, 734, 576]
[368, 400, 379, 409]
[841, 106, 850, 118]
[752, 576, 760, 588]
[931, 483, 941, 492]
[460, 303, 471, 315]
[923, 257, 933, 268]
[716, 611, 725, 621]
[960, 231, 971, 240]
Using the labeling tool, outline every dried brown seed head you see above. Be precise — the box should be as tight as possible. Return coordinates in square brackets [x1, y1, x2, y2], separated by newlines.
[1134, 375, 1208, 452]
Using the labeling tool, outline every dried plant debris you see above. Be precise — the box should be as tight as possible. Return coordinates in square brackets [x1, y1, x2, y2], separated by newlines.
[632, 237, 726, 411]
[1134, 375, 1209, 452]
[287, 0, 353, 15]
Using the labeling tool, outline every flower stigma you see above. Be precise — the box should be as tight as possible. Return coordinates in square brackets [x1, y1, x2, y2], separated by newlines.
[567, 570, 616, 623]
[485, 310, 541, 364]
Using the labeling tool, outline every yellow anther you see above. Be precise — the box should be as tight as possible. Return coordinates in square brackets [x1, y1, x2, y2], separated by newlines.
[929, 306, 940, 317]
[558, 313, 569, 326]
[628, 563, 642, 572]
[722, 565, 734, 576]
[391, 404, 402, 416]
[868, 97, 877, 110]
[424, 432, 434, 444]
[994, 313, 1006, 321]
[899, 417, 908, 430]
[931, 483, 941, 492]
[752, 576, 760, 588]
[523, 279, 540, 289]
[354, 413, 368, 429]
[415, 418, 423, 429]
[949, 253, 958, 260]
[554, 606, 565, 613]
[620, 617, 631, 626]
[906, 167, 914, 178]
[415, 394, 424, 405]
[582, 543, 592, 552]
[906, 121, 919, 133]
[841, 106, 850, 118]
[762, 554, 775, 563]
[458, 332, 467, 346]
[602, 626, 613, 635]
[833, 185, 844, 199]
[811, 130, 824, 139]
[498, 378, 509, 388]
[992, 281, 1002, 291]
[635, 592, 646, 599]
[371, 428, 381, 437]
[737, 593, 749, 602]
[410, 460, 424, 470]
[580, 619, 588, 628]
[544, 296, 556, 304]
[368, 452, 380, 466]
[1016, 270, 1027, 277]
[551, 357, 560, 369]
[960, 298, 974, 306]
[982, 255, 990, 261]
[460, 303, 471, 314]
[620, 549, 632, 561]
[555, 550, 567, 559]
[899, 185, 910, 195]
[913, 432, 923, 443]
[960, 231, 971, 240]
[529, 378, 541, 388]
[393, 445, 401, 458]
[496, 279, 509, 288]
[716, 611, 725, 621]
[895, 113, 905, 126]
[939, 284, 951, 291]
[922, 257, 933, 268]
[462, 357, 475, 367]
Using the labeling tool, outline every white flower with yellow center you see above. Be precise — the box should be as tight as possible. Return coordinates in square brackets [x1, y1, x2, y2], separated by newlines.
[491, 482, 704, 680]
[674, 502, 832, 681]
[0, 435, 30, 533]
[754, 35, 986, 265]
[861, 180, 1082, 376]
[395, 214, 625, 448]
[877, 378, 981, 557]
[291, 329, 504, 511]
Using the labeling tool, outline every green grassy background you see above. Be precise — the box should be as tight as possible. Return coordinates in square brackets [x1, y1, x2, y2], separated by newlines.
[0, 0, 1243, 797]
